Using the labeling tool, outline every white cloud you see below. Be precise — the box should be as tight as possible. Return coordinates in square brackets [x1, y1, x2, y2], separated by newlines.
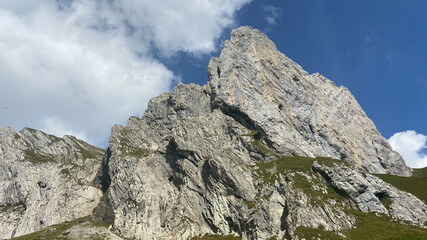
[0, 0, 251, 147]
[41, 117, 88, 142]
[263, 5, 281, 25]
[388, 130, 427, 168]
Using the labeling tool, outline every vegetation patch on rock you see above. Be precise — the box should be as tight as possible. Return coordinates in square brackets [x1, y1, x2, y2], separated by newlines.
[376, 167, 427, 203]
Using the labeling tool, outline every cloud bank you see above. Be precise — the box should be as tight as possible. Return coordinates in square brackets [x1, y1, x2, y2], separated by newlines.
[0, 0, 251, 147]
[388, 130, 427, 168]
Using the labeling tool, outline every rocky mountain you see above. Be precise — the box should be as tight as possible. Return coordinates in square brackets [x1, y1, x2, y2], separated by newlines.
[1, 26, 426, 239]
[0, 127, 106, 239]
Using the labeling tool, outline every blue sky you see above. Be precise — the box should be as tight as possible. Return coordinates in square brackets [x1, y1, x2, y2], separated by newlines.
[0, 0, 426, 167]
[166, 0, 427, 167]
[170, 0, 427, 140]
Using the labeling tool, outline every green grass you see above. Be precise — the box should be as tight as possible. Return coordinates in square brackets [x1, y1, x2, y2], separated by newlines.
[1, 203, 25, 213]
[252, 139, 272, 154]
[255, 156, 342, 185]
[295, 226, 343, 240]
[23, 149, 56, 164]
[254, 156, 345, 206]
[412, 167, 427, 177]
[113, 134, 152, 159]
[379, 196, 393, 210]
[345, 209, 427, 240]
[190, 234, 242, 240]
[243, 200, 256, 209]
[375, 167, 427, 203]
[78, 147, 104, 161]
[245, 130, 275, 155]
[296, 209, 427, 240]
[292, 172, 343, 205]
[12, 216, 111, 240]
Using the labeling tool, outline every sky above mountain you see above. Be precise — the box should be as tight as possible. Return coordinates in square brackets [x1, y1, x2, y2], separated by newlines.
[0, 0, 426, 167]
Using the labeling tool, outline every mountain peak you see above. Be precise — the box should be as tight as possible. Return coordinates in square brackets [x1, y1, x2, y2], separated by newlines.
[2, 26, 425, 240]
[208, 26, 410, 176]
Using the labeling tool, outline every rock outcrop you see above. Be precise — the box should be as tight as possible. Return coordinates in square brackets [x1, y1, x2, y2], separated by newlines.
[207, 26, 410, 176]
[1, 26, 425, 240]
[0, 127, 104, 239]
[312, 161, 427, 226]
[95, 26, 422, 239]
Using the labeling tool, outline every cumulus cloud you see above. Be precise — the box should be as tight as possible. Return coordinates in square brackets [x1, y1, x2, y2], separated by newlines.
[263, 5, 281, 25]
[388, 130, 427, 168]
[0, 0, 251, 147]
[41, 117, 88, 142]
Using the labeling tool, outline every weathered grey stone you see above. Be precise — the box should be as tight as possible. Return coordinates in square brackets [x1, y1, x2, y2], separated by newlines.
[93, 26, 420, 239]
[313, 161, 427, 226]
[1, 26, 422, 239]
[208, 26, 410, 176]
[0, 127, 105, 239]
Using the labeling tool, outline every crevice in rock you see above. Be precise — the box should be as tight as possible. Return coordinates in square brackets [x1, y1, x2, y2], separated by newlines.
[202, 211, 220, 234]
[377, 157, 388, 171]
[165, 139, 186, 191]
[217, 104, 257, 131]
[201, 160, 213, 190]
[93, 148, 112, 193]
[91, 189, 115, 225]
[225, 216, 241, 236]
[281, 201, 292, 239]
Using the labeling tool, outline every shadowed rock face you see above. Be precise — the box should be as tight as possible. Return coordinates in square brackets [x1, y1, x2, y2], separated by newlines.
[0, 127, 105, 239]
[97, 26, 421, 240]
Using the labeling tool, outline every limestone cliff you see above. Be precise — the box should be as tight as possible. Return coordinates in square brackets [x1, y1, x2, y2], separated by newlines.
[207, 27, 410, 176]
[0, 127, 104, 239]
[95, 26, 424, 240]
[1, 26, 426, 240]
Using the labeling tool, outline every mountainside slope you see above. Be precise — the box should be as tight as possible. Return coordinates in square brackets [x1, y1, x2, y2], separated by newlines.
[94, 26, 425, 239]
[1, 26, 426, 240]
[207, 27, 410, 176]
[0, 127, 105, 239]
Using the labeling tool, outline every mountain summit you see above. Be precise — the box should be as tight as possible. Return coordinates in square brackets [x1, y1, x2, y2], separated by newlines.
[97, 26, 424, 239]
[208, 26, 410, 176]
[1, 26, 426, 239]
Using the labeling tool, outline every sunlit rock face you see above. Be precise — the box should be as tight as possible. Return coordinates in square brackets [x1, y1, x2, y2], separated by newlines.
[208, 26, 410, 176]
[1, 26, 423, 240]
[0, 127, 104, 239]
[96, 26, 420, 240]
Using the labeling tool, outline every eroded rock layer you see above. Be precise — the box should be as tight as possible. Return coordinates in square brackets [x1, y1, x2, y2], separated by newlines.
[1, 26, 424, 240]
[0, 127, 104, 239]
[96, 27, 421, 240]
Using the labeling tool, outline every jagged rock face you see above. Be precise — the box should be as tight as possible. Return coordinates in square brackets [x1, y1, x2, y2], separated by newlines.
[312, 162, 427, 226]
[0, 127, 104, 239]
[103, 84, 357, 240]
[99, 27, 421, 239]
[2, 26, 422, 240]
[207, 26, 410, 176]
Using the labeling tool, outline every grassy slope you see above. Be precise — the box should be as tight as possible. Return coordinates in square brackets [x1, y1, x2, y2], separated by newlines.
[255, 156, 427, 240]
[296, 210, 427, 240]
[12, 216, 110, 240]
[14, 152, 427, 239]
[376, 167, 427, 203]
[190, 234, 242, 240]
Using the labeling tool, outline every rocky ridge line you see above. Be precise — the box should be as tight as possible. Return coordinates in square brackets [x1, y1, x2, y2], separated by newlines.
[0, 127, 105, 239]
[95, 26, 423, 239]
[1, 26, 425, 240]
